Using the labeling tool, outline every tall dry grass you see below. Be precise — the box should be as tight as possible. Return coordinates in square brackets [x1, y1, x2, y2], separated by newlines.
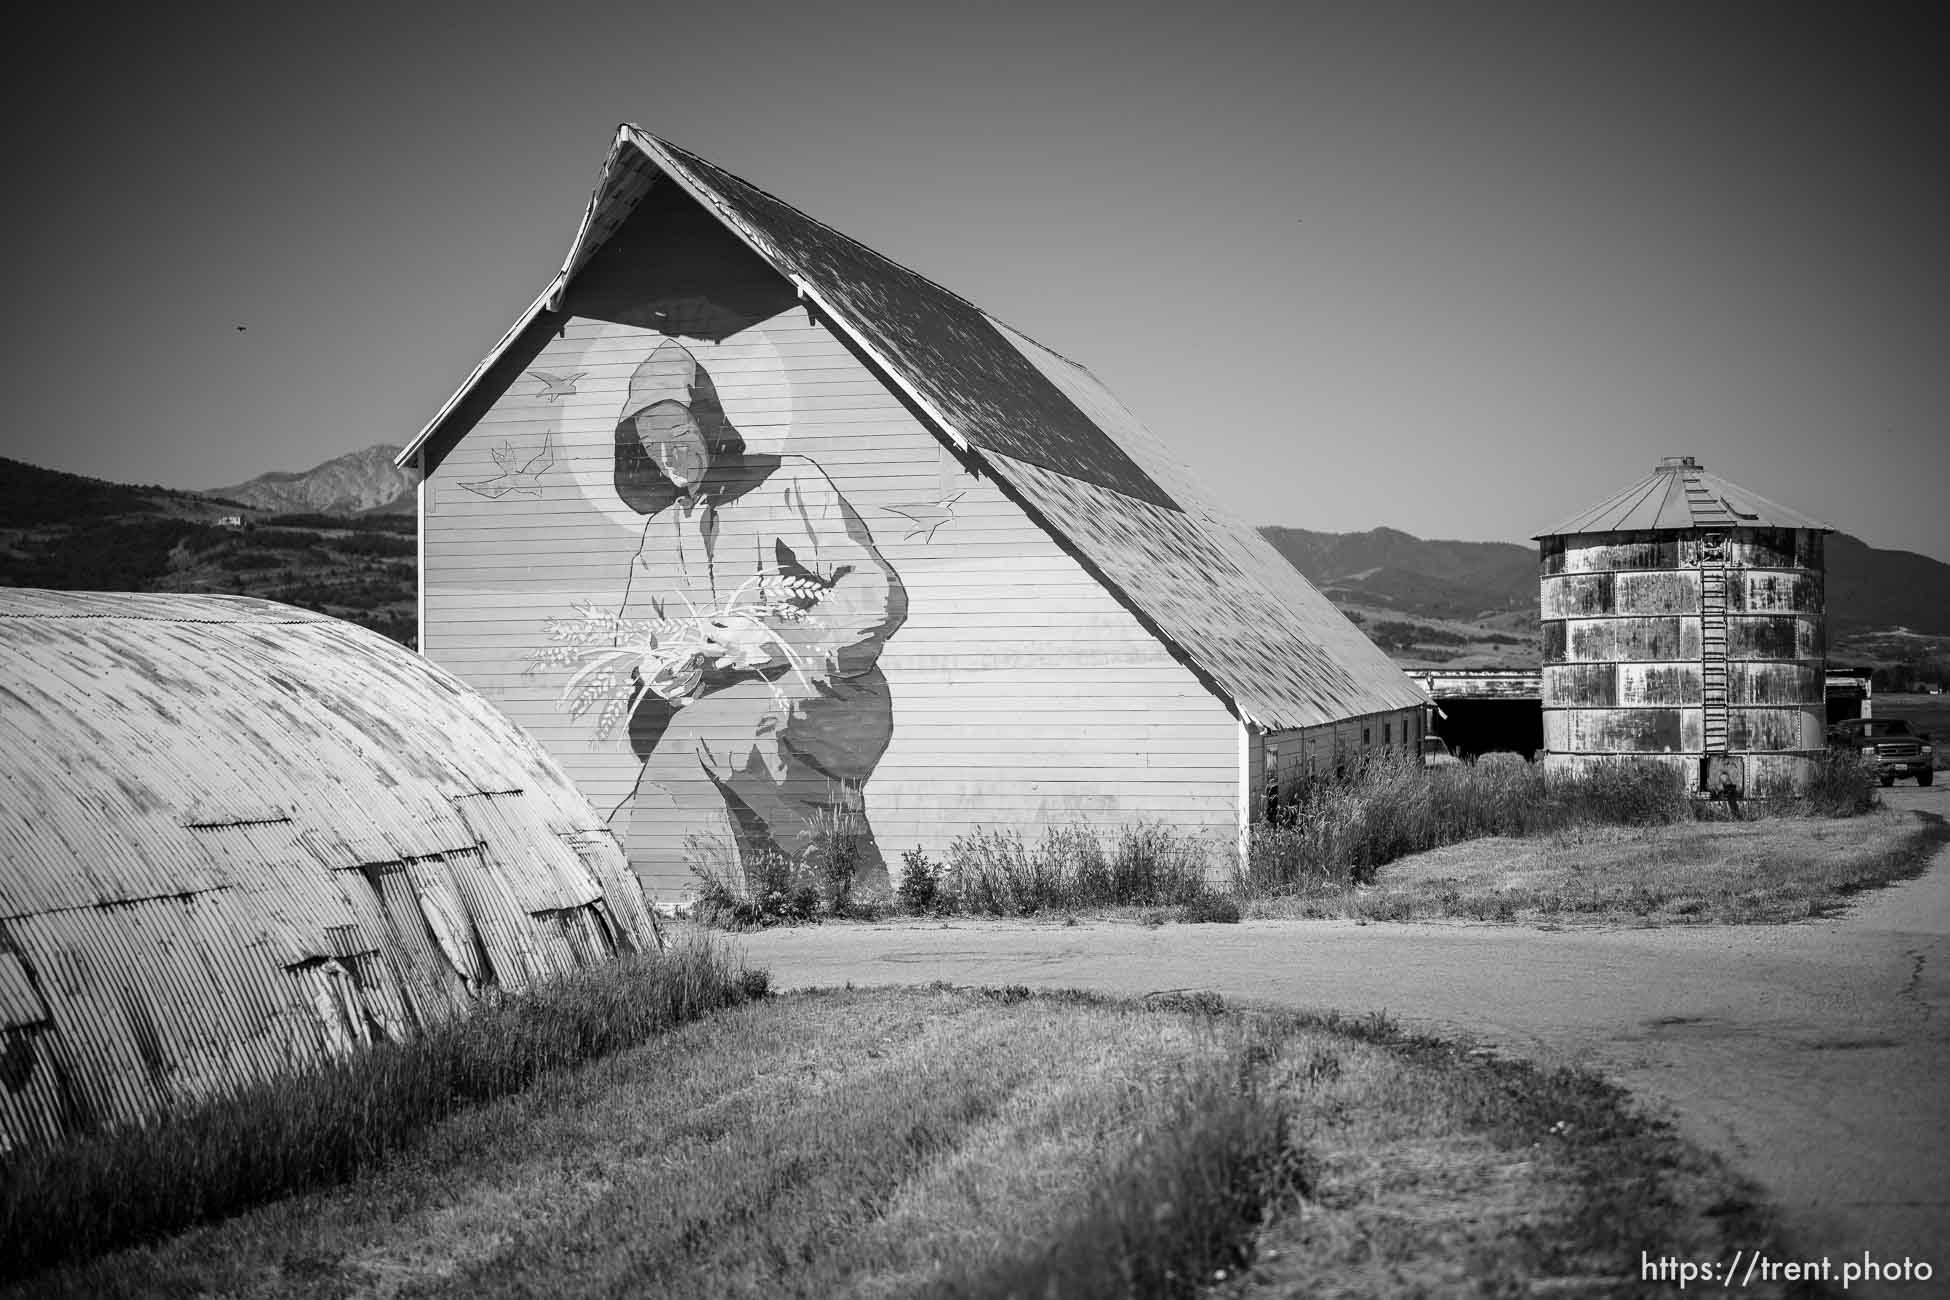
[933, 823, 1213, 915]
[0, 937, 767, 1282]
[1241, 754, 1695, 895]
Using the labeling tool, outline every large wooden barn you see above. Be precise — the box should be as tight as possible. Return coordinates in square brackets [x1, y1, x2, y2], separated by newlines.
[399, 125, 1427, 902]
[0, 590, 660, 1151]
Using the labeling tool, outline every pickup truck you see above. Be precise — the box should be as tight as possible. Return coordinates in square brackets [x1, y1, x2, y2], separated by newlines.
[1827, 717, 1935, 787]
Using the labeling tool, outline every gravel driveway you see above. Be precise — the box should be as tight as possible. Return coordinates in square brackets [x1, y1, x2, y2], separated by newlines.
[733, 784, 1950, 1297]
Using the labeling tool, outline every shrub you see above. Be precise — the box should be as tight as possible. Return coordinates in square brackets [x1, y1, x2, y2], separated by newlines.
[896, 846, 943, 914]
[686, 810, 880, 929]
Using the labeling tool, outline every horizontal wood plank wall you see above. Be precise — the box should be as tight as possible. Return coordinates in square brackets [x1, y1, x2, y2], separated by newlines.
[424, 308, 1240, 900]
[1252, 708, 1422, 816]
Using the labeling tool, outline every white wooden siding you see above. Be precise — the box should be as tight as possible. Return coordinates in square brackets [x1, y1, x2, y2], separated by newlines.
[424, 307, 1240, 900]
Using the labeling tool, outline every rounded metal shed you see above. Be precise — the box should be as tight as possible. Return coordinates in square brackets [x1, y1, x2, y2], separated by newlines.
[0, 590, 660, 1151]
[1535, 456, 1831, 796]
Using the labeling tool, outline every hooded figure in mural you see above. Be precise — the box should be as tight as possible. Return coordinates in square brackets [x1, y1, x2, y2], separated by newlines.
[608, 338, 906, 892]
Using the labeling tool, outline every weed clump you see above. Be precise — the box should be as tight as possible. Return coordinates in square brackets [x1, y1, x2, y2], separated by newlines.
[1791, 748, 1881, 817]
[897, 845, 946, 914]
[938, 824, 1211, 916]
[687, 804, 880, 928]
[921, 1080, 1298, 1300]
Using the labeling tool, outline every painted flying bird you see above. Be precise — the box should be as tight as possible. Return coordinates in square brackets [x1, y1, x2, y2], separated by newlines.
[881, 491, 964, 543]
[460, 433, 556, 499]
[528, 370, 586, 401]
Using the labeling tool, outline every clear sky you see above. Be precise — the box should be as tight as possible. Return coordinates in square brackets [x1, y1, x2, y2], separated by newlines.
[5, 1, 1944, 560]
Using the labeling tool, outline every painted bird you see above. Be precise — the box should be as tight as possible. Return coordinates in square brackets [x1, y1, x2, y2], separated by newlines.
[528, 370, 586, 401]
[460, 433, 556, 499]
[881, 492, 964, 543]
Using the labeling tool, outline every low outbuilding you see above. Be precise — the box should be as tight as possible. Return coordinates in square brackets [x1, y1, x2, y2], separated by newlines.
[0, 589, 660, 1151]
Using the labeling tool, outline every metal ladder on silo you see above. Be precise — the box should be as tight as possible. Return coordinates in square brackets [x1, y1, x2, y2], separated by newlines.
[1700, 550, 1729, 754]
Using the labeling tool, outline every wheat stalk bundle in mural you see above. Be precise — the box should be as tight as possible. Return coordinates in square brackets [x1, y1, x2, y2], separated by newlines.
[529, 570, 833, 737]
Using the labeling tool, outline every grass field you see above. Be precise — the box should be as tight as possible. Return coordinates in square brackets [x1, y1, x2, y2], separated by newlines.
[3, 986, 1808, 1300]
[1246, 806, 1949, 926]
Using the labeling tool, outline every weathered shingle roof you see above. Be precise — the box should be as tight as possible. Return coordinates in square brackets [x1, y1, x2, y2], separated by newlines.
[401, 125, 1426, 730]
[0, 591, 660, 1149]
[1537, 456, 1831, 537]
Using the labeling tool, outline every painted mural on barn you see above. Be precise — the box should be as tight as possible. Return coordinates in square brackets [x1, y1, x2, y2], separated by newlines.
[517, 315, 910, 894]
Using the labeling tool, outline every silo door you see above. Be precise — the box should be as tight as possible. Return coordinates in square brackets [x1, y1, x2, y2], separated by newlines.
[1703, 754, 1745, 799]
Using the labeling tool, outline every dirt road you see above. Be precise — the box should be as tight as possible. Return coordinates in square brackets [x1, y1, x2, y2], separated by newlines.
[735, 786, 1950, 1296]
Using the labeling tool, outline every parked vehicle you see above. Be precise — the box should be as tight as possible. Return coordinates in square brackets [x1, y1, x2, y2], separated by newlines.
[1827, 717, 1935, 787]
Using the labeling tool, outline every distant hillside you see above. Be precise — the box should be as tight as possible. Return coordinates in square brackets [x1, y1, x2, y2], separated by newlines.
[1259, 526, 1535, 622]
[207, 443, 416, 515]
[0, 457, 414, 646]
[1824, 534, 1950, 635]
[1256, 524, 1950, 671]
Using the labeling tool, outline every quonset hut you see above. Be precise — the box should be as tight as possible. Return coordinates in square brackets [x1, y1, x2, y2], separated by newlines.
[0, 590, 661, 1152]
[396, 125, 1428, 903]
[1536, 456, 1832, 796]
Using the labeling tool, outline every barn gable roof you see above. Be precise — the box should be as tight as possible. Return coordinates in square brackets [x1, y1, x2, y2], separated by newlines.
[401, 125, 1425, 730]
[0, 590, 659, 1147]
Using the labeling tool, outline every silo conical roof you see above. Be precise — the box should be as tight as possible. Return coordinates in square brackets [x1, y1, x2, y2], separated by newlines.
[1535, 456, 1831, 538]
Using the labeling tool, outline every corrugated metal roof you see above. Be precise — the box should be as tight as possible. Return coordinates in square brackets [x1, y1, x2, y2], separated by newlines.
[0, 590, 662, 1150]
[398, 126, 1426, 730]
[1537, 456, 1832, 537]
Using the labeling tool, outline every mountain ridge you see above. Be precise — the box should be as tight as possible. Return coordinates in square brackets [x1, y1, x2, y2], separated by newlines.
[2, 450, 1944, 674]
[206, 443, 416, 515]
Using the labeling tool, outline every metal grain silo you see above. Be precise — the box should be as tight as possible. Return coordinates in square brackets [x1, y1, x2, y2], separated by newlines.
[1536, 456, 1831, 796]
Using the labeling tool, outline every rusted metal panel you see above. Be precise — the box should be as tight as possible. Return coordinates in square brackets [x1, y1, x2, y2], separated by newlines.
[1618, 664, 1703, 707]
[1543, 533, 1681, 575]
[1541, 572, 1614, 619]
[1727, 616, 1824, 661]
[1543, 663, 1616, 707]
[1613, 570, 1699, 615]
[1543, 707, 1702, 755]
[1727, 709, 1825, 752]
[1730, 570, 1822, 615]
[1545, 752, 1695, 784]
[0, 590, 663, 1149]
[1729, 663, 1824, 706]
[1729, 529, 1823, 570]
[1539, 565, 1698, 619]
[1561, 617, 1700, 663]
